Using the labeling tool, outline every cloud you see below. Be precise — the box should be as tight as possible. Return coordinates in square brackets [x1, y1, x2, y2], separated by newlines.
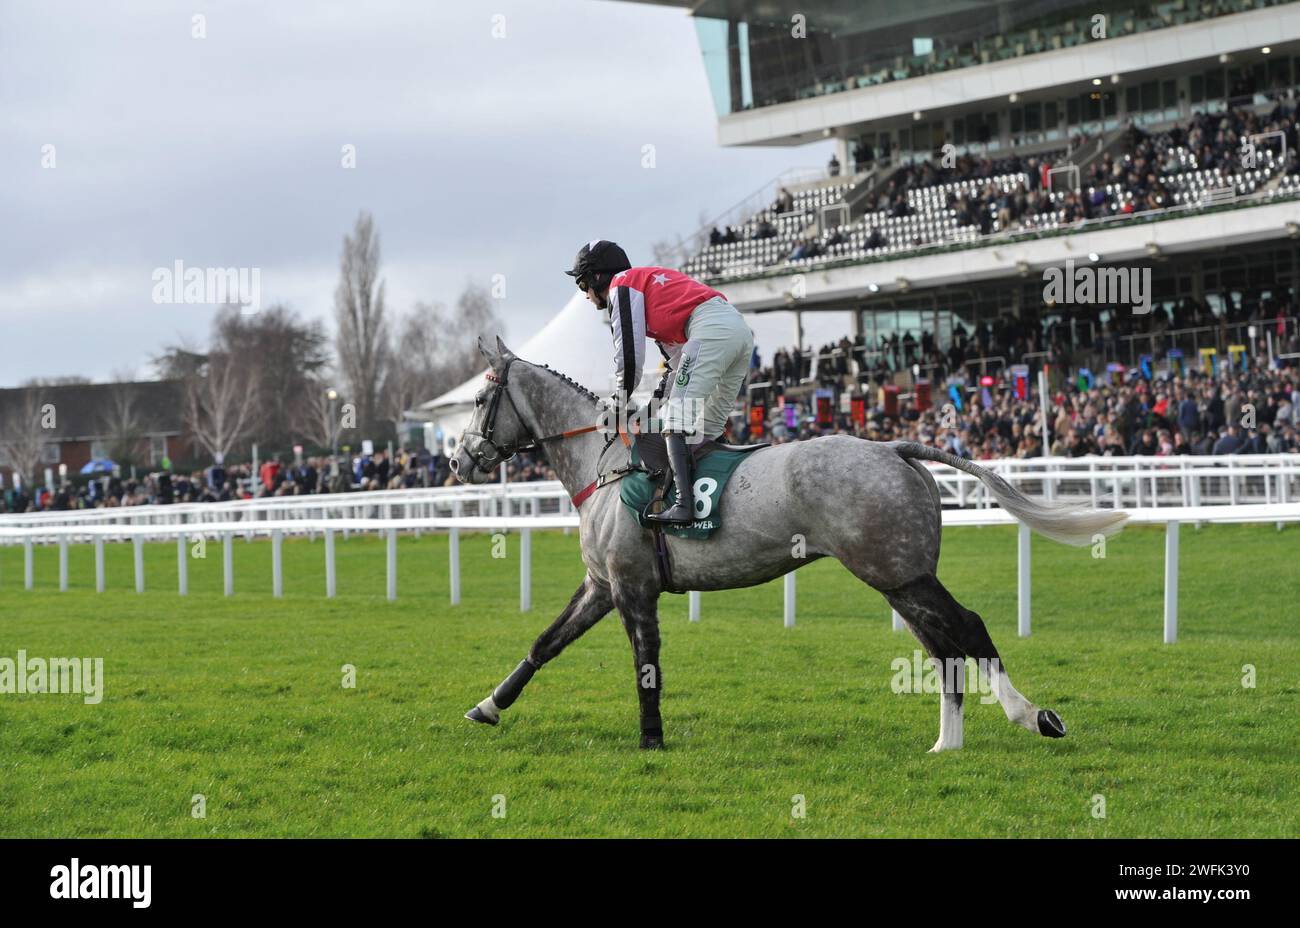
[0, 0, 831, 386]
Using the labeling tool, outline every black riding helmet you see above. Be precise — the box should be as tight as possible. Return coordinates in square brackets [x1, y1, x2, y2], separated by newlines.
[565, 240, 631, 293]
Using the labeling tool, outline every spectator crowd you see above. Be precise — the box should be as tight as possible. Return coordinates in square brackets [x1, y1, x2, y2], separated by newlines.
[737, 355, 1299, 462]
[0, 446, 558, 514]
[690, 94, 1300, 280]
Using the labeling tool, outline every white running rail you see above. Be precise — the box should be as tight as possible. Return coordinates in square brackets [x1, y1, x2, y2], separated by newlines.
[1, 454, 1297, 531]
[1, 503, 1295, 646]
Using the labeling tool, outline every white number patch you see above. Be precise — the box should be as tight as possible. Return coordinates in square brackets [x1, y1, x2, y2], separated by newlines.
[692, 477, 718, 518]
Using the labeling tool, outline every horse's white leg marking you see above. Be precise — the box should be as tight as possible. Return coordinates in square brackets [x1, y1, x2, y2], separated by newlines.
[929, 692, 964, 752]
[473, 695, 501, 723]
[988, 667, 1038, 732]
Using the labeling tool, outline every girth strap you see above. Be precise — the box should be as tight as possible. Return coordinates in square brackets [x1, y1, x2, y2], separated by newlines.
[646, 472, 683, 594]
[652, 523, 681, 594]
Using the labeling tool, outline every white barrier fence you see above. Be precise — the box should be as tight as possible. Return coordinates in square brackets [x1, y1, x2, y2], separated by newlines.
[1, 503, 1295, 644]
[1, 455, 1295, 532]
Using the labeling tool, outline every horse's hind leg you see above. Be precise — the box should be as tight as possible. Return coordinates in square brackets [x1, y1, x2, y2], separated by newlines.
[883, 573, 1066, 750]
[465, 575, 613, 725]
[893, 613, 967, 753]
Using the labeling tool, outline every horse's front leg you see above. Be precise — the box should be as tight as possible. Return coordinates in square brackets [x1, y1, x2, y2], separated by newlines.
[465, 575, 613, 725]
[613, 584, 664, 750]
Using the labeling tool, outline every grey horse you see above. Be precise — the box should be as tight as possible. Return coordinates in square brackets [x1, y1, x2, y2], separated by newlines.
[451, 337, 1128, 752]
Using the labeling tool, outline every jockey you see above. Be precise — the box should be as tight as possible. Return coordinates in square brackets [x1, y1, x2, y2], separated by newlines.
[566, 239, 755, 525]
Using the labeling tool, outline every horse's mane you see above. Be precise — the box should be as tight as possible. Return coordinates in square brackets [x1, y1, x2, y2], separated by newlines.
[531, 362, 600, 404]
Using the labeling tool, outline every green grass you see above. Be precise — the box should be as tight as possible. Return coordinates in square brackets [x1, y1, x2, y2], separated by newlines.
[0, 523, 1296, 837]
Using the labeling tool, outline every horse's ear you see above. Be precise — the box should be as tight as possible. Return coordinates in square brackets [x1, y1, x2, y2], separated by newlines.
[478, 336, 499, 366]
[495, 335, 515, 361]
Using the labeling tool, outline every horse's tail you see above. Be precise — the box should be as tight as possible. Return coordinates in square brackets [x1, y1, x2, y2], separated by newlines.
[887, 441, 1128, 547]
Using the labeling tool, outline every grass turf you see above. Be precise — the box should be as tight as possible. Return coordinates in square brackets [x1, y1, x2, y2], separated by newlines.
[0, 523, 1296, 837]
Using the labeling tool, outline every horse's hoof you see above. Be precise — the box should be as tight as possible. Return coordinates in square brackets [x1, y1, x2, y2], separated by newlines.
[640, 734, 664, 750]
[465, 706, 498, 726]
[1037, 709, 1066, 738]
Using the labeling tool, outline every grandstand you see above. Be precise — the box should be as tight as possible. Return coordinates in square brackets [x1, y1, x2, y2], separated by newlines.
[625, 0, 1300, 454]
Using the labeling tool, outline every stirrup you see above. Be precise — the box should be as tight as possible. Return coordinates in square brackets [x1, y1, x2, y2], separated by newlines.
[645, 496, 694, 525]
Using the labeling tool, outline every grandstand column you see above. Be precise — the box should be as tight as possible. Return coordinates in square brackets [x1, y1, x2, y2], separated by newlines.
[1037, 371, 1050, 455]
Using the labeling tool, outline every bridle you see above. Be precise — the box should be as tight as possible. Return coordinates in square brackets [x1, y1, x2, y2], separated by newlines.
[461, 357, 601, 475]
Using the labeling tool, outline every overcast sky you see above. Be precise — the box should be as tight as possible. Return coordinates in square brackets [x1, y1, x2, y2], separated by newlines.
[0, 0, 841, 388]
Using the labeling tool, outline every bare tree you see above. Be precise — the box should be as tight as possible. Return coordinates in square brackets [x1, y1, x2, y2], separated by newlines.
[334, 211, 390, 437]
[0, 388, 52, 487]
[381, 302, 444, 436]
[216, 304, 328, 449]
[100, 372, 143, 466]
[379, 282, 506, 435]
[158, 306, 327, 456]
[687, 208, 712, 256]
[296, 375, 344, 452]
[184, 352, 260, 463]
[444, 281, 504, 385]
[650, 239, 684, 268]
[651, 209, 713, 268]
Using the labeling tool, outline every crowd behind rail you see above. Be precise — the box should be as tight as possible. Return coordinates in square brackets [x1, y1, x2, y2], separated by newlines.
[1, 447, 547, 515]
[739, 355, 1299, 460]
[5, 347, 1295, 515]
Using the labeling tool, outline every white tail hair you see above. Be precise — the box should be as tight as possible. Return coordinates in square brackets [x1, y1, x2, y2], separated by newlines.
[888, 441, 1128, 546]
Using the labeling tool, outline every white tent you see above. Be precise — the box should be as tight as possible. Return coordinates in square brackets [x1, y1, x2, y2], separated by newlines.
[408, 292, 661, 453]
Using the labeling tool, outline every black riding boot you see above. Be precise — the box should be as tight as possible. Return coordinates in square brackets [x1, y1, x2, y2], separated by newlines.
[646, 432, 695, 525]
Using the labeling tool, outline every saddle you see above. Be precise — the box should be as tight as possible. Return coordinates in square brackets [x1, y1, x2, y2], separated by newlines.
[630, 433, 769, 474]
[620, 433, 770, 595]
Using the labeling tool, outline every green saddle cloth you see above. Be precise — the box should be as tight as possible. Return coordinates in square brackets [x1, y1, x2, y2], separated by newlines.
[619, 442, 753, 540]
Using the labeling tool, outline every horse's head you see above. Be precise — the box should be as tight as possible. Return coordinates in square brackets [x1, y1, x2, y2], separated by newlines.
[449, 336, 534, 484]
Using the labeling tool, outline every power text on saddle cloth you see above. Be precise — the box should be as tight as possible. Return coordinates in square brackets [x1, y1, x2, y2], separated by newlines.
[619, 443, 751, 540]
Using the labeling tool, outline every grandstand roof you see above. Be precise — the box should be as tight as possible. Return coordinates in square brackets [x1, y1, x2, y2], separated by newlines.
[0, 380, 184, 441]
[618, 0, 990, 33]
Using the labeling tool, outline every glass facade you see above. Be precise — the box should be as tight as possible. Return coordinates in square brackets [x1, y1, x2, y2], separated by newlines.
[694, 0, 1293, 117]
[853, 242, 1299, 361]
